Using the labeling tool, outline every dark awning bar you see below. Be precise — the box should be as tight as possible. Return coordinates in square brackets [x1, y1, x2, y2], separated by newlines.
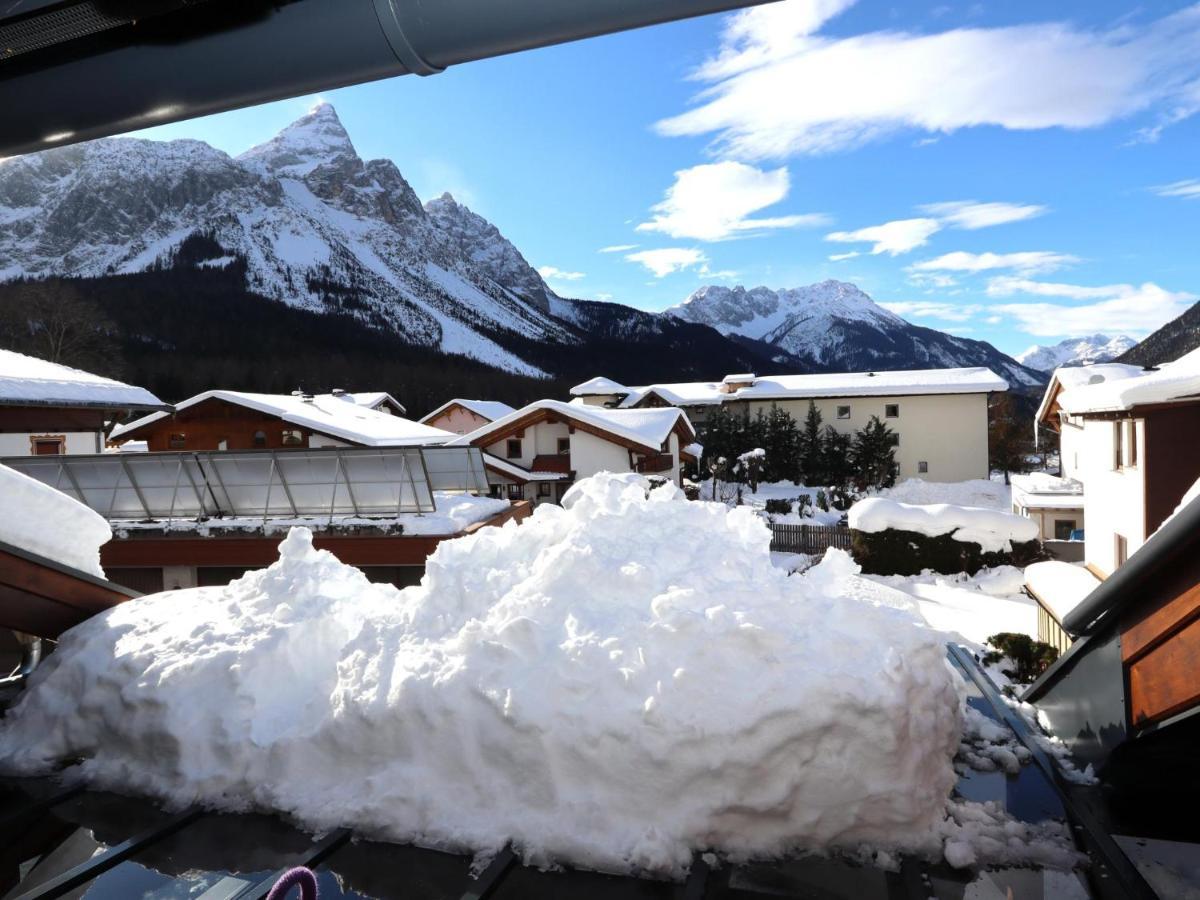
[0, 0, 775, 157]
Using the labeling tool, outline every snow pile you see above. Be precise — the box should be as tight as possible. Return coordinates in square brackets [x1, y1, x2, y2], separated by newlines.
[0, 464, 111, 577]
[849, 498, 1039, 554]
[0, 473, 963, 877]
[1023, 561, 1100, 623]
[876, 478, 1011, 511]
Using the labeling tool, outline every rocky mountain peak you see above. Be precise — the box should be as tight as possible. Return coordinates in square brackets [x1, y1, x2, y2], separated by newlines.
[237, 102, 359, 177]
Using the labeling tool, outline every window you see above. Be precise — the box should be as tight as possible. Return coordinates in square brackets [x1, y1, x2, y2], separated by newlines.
[917, 461, 928, 474]
[888, 433, 900, 447]
[885, 403, 899, 418]
[1127, 421, 1138, 467]
[253, 430, 267, 448]
[1054, 520, 1075, 541]
[506, 438, 522, 459]
[557, 437, 570, 455]
[168, 432, 186, 449]
[1115, 534, 1129, 568]
[30, 435, 64, 455]
[281, 429, 303, 446]
[506, 484, 524, 500]
[537, 482, 552, 497]
[836, 405, 851, 419]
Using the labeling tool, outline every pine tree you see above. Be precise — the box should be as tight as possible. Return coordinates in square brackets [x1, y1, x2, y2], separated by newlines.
[822, 425, 855, 489]
[799, 400, 826, 486]
[852, 415, 900, 490]
[761, 404, 800, 483]
[989, 393, 1033, 484]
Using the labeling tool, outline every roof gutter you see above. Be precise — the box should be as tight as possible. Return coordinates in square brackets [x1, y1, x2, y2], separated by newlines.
[1061, 492, 1200, 637]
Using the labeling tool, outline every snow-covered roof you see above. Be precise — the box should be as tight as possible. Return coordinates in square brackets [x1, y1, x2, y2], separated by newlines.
[0, 349, 163, 411]
[1058, 347, 1200, 415]
[1034, 362, 1146, 423]
[110, 390, 454, 447]
[1024, 561, 1101, 623]
[617, 367, 1007, 408]
[450, 399, 694, 453]
[1010, 473, 1084, 510]
[482, 453, 569, 483]
[419, 398, 517, 425]
[339, 391, 406, 414]
[569, 376, 629, 396]
[722, 373, 756, 384]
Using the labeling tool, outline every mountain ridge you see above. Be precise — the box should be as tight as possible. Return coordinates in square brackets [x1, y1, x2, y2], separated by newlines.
[1015, 334, 1137, 373]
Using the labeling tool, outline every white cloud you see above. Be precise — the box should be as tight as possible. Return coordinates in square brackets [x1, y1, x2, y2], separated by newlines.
[537, 265, 585, 281]
[918, 200, 1047, 229]
[637, 161, 828, 241]
[911, 251, 1079, 275]
[828, 251, 860, 261]
[626, 248, 709, 278]
[826, 217, 941, 255]
[1151, 178, 1200, 199]
[826, 200, 1045, 257]
[879, 301, 981, 322]
[599, 244, 638, 253]
[985, 276, 1113, 299]
[657, 4, 1200, 159]
[989, 281, 1195, 337]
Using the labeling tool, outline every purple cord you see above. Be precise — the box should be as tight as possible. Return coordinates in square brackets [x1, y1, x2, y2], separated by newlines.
[266, 866, 319, 900]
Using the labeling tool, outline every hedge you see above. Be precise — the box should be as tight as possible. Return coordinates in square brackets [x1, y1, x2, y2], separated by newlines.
[850, 527, 1045, 576]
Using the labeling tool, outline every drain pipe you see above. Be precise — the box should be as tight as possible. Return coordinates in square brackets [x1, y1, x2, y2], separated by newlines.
[0, 631, 43, 690]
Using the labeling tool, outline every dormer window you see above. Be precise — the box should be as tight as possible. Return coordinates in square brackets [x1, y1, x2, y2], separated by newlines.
[168, 433, 186, 449]
[281, 429, 303, 446]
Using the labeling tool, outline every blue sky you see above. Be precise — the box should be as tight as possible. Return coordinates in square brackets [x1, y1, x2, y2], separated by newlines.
[132, 0, 1200, 357]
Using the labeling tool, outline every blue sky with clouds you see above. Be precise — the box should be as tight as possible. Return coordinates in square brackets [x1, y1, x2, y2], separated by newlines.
[132, 0, 1200, 357]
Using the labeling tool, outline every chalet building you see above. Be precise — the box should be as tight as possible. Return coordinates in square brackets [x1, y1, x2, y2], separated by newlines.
[0, 349, 164, 456]
[1010, 472, 1085, 547]
[449, 399, 700, 505]
[109, 389, 451, 451]
[1034, 348, 1200, 578]
[571, 367, 1006, 482]
[418, 399, 516, 435]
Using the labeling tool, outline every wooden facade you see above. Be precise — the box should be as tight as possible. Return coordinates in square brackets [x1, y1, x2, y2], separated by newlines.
[1121, 553, 1200, 728]
[0, 543, 137, 639]
[116, 397, 329, 452]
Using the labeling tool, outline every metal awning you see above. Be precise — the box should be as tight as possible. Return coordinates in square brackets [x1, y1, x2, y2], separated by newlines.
[1, 447, 490, 520]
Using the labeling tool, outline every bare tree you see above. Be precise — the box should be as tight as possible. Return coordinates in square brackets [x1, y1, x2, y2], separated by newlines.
[0, 280, 123, 375]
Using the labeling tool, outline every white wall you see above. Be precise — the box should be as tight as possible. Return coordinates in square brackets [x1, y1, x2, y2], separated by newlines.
[1058, 417, 1086, 480]
[0, 430, 103, 456]
[570, 430, 630, 477]
[1078, 417, 1146, 575]
[726, 392, 991, 482]
[426, 406, 491, 435]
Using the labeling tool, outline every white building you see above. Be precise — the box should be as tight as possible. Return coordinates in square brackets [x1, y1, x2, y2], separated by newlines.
[570, 367, 1006, 483]
[418, 399, 516, 435]
[0, 349, 164, 456]
[1010, 472, 1085, 544]
[1035, 348, 1200, 577]
[449, 399, 699, 505]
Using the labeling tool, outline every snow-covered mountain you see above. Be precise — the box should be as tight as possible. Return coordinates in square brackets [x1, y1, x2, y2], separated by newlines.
[0, 103, 569, 376]
[1015, 334, 1138, 373]
[667, 282, 1043, 386]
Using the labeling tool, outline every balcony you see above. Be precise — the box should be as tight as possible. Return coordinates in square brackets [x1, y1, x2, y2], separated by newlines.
[635, 454, 673, 474]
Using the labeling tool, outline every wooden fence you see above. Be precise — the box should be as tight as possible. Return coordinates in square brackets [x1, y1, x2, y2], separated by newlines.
[769, 523, 854, 555]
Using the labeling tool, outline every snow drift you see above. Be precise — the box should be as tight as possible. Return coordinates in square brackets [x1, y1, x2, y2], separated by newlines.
[0, 463, 111, 576]
[849, 497, 1039, 554]
[0, 473, 962, 876]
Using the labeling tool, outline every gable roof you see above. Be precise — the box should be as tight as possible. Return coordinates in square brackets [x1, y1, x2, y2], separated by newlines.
[1057, 348, 1200, 416]
[1034, 363, 1146, 425]
[0, 349, 164, 411]
[569, 376, 629, 396]
[110, 390, 453, 447]
[339, 391, 406, 415]
[614, 367, 1007, 409]
[449, 399, 695, 454]
[419, 398, 517, 425]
